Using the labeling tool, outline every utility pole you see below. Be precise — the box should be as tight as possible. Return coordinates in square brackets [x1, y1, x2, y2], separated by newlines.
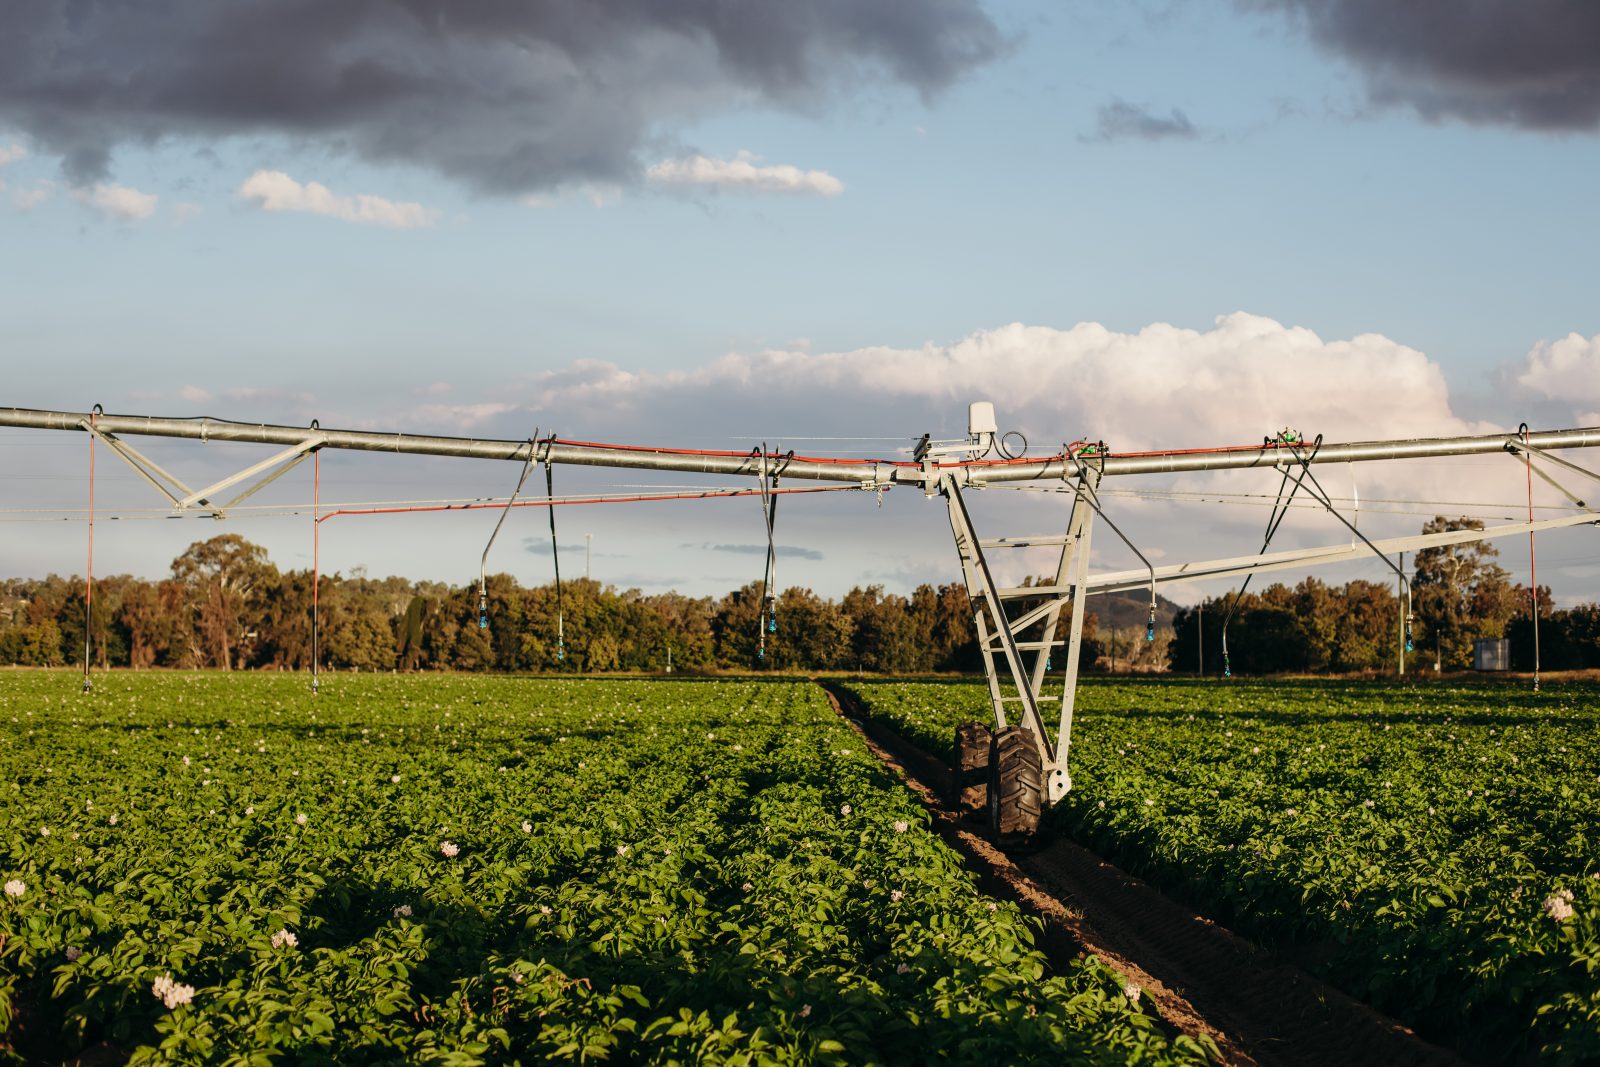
[1197, 600, 1204, 677]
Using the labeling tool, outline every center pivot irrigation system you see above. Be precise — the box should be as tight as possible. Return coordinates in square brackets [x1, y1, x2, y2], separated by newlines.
[6, 404, 1600, 843]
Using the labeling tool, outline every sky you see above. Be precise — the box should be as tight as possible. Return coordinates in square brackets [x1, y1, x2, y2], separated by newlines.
[3, 0, 1600, 609]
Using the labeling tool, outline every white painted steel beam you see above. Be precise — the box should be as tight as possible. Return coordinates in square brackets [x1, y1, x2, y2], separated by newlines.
[6, 407, 1600, 486]
[1085, 512, 1600, 595]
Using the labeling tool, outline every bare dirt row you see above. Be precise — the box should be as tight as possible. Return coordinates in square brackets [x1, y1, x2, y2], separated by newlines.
[816, 680, 1468, 1067]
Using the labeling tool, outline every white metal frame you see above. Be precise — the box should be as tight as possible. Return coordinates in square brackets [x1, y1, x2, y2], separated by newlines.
[5, 405, 1599, 806]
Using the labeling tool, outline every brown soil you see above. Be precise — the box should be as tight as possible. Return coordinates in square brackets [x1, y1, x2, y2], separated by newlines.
[816, 680, 1469, 1067]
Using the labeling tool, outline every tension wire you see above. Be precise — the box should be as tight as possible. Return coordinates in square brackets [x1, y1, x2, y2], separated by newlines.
[478, 428, 540, 631]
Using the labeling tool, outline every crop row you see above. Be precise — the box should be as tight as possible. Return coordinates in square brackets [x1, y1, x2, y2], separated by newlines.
[0, 673, 1213, 1065]
[843, 677, 1600, 1063]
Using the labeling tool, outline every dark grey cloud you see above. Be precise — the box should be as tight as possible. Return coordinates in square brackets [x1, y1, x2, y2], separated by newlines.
[0, 0, 1003, 189]
[699, 543, 825, 561]
[1255, 0, 1600, 131]
[1086, 100, 1198, 142]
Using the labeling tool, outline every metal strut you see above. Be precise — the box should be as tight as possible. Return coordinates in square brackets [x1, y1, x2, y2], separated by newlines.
[940, 461, 1101, 804]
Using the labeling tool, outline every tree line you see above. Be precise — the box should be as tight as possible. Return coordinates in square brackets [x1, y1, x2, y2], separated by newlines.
[1169, 517, 1600, 673]
[0, 533, 1098, 674]
[3, 518, 1596, 675]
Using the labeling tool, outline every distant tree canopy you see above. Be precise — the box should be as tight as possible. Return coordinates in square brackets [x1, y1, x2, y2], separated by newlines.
[0, 535, 1001, 673]
[3, 517, 1583, 675]
[1165, 515, 1563, 675]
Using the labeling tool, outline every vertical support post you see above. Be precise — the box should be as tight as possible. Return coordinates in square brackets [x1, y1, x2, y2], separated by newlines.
[1053, 497, 1096, 800]
[1197, 600, 1204, 676]
[1397, 551, 1405, 678]
[312, 447, 320, 695]
[1522, 425, 1540, 691]
[83, 405, 99, 693]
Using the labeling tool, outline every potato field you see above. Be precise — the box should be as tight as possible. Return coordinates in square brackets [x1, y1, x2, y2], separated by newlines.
[0, 674, 1207, 1065]
[844, 677, 1600, 1063]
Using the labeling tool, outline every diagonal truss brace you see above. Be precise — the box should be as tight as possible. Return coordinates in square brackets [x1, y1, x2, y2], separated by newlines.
[1504, 438, 1600, 511]
[941, 467, 1100, 804]
[77, 419, 325, 518]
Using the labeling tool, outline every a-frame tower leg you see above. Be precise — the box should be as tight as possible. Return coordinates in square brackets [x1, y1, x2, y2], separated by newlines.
[940, 467, 1100, 807]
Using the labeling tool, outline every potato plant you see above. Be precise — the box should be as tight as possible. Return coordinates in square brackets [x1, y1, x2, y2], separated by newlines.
[844, 677, 1600, 1064]
[0, 673, 1211, 1065]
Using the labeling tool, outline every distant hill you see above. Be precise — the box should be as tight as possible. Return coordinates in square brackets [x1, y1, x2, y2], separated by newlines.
[1088, 589, 1182, 633]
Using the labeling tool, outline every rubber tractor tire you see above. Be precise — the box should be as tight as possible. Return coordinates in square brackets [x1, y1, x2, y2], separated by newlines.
[949, 721, 992, 814]
[987, 725, 1043, 847]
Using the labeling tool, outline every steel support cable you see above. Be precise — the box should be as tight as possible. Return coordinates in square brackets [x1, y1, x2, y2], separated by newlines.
[478, 427, 540, 631]
[754, 446, 780, 664]
[1066, 445, 1159, 645]
[1522, 424, 1541, 692]
[1220, 437, 1318, 677]
[544, 439, 565, 662]
[1281, 436, 1417, 654]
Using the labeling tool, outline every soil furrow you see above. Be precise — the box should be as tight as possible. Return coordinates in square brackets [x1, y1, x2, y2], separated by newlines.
[816, 679, 1468, 1067]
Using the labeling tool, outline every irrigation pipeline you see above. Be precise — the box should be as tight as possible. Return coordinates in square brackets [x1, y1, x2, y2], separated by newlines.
[6, 407, 1600, 485]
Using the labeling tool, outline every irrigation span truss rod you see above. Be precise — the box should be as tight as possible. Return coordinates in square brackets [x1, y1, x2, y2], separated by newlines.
[5, 407, 1600, 487]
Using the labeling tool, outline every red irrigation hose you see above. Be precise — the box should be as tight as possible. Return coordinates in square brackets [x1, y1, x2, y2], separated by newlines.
[314, 483, 869, 524]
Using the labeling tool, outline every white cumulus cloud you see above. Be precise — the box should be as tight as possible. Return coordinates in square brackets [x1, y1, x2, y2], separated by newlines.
[237, 170, 439, 229]
[1515, 332, 1600, 424]
[646, 151, 844, 196]
[74, 182, 158, 221]
[524, 313, 1487, 456]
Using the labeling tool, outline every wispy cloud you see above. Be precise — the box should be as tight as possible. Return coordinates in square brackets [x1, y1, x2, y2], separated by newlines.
[237, 170, 438, 229]
[410, 402, 518, 431]
[523, 538, 612, 557]
[1086, 100, 1199, 143]
[12, 182, 51, 210]
[0, 143, 25, 168]
[699, 542, 825, 561]
[646, 151, 844, 196]
[74, 181, 158, 221]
